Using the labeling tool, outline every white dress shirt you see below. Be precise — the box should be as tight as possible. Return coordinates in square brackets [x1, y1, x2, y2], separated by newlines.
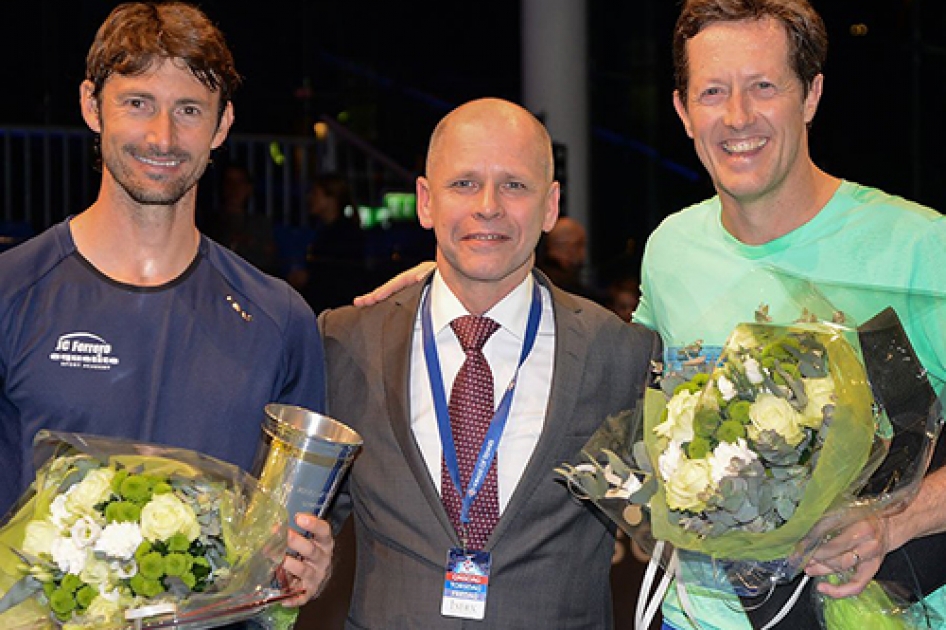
[410, 272, 555, 513]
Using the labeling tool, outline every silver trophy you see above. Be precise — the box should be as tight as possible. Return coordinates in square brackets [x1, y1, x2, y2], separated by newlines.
[251, 403, 362, 532]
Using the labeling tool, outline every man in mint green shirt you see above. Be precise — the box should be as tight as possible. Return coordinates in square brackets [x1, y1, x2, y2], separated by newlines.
[635, 182, 946, 388]
[635, 0, 946, 628]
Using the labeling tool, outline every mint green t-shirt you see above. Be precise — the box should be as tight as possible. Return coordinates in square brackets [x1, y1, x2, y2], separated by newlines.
[635, 180, 946, 385]
[633, 181, 946, 629]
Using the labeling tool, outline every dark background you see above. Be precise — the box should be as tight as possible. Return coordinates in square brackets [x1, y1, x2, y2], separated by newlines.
[2, 0, 944, 281]
[1, 2, 943, 627]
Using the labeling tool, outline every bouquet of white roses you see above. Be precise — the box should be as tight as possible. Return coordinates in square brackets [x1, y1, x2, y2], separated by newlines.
[559, 272, 946, 629]
[646, 320, 876, 563]
[0, 432, 292, 629]
[560, 317, 880, 589]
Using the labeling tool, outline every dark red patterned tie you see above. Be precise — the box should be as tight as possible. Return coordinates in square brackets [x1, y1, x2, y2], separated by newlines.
[441, 315, 501, 549]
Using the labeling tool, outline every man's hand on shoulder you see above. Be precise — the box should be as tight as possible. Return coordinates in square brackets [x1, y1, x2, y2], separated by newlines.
[353, 261, 436, 307]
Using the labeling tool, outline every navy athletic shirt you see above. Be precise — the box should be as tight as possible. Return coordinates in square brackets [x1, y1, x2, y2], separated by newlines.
[0, 219, 326, 518]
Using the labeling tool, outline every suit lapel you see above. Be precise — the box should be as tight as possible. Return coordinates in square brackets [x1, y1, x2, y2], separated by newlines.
[382, 277, 461, 544]
[488, 273, 588, 543]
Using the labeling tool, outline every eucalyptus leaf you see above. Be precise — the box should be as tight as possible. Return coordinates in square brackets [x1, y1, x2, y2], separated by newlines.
[774, 362, 808, 409]
[762, 372, 791, 401]
[632, 441, 654, 474]
[601, 449, 632, 479]
[660, 374, 686, 397]
[0, 575, 42, 613]
[774, 496, 797, 520]
[629, 477, 657, 505]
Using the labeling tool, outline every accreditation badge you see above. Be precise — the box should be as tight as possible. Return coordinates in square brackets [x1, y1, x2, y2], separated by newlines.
[441, 548, 491, 620]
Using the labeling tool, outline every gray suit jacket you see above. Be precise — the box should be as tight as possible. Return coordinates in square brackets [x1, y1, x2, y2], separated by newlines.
[318, 272, 659, 629]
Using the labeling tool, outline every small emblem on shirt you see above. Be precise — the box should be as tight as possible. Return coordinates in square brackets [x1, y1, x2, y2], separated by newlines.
[226, 295, 253, 322]
[49, 332, 120, 370]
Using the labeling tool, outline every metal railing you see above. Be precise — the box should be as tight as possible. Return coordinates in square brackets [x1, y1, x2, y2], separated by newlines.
[1, 126, 96, 232]
[0, 118, 417, 235]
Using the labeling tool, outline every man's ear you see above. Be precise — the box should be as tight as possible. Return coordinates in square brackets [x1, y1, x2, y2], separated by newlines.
[416, 176, 434, 230]
[673, 90, 694, 139]
[212, 101, 235, 149]
[542, 182, 561, 233]
[80, 80, 102, 133]
[803, 74, 824, 125]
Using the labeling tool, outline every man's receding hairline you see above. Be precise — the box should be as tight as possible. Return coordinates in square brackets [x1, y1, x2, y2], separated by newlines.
[426, 99, 554, 179]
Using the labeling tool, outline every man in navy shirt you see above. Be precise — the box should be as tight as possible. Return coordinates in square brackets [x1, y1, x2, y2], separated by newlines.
[0, 1, 332, 606]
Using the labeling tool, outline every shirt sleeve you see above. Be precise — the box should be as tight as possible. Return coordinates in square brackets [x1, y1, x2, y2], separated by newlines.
[276, 285, 327, 414]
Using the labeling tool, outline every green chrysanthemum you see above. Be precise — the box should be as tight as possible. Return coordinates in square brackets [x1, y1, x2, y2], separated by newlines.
[105, 500, 142, 523]
[167, 533, 191, 553]
[694, 408, 721, 437]
[691, 373, 711, 388]
[135, 540, 153, 561]
[120, 474, 152, 503]
[164, 552, 193, 577]
[75, 584, 97, 609]
[727, 400, 752, 424]
[717, 419, 747, 443]
[110, 468, 129, 495]
[687, 436, 712, 459]
[129, 574, 165, 598]
[49, 588, 76, 617]
[673, 381, 701, 396]
[180, 572, 197, 589]
[60, 573, 83, 593]
[139, 551, 166, 580]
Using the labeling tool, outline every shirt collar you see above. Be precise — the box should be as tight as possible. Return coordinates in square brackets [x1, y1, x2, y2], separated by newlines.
[429, 272, 535, 341]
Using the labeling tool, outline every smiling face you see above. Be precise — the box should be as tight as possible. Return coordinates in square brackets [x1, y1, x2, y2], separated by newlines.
[81, 58, 234, 210]
[416, 99, 559, 311]
[673, 17, 822, 210]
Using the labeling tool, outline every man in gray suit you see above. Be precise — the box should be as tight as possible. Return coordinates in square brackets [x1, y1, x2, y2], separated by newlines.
[319, 98, 658, 628]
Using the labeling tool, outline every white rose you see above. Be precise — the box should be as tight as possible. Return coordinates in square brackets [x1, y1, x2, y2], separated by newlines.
[49, 494, 73, 529]
[84, 594, 123, 626]
[708, 438, 758, 485]
[748, 393, 806, 446]
[94, 522, 144, 560]
[50, 536, 90, 574]
[98, 587, 122, 603]
[71, 516, 102, 548]
[801, 376, 836, 429]
[717, 374, 737, 402]
[665, 458, 714, 513]
[22, 519, 59, 557]
[110, 558, 137, 579]
[743, 357, 765, 385]
[658, 440, 684, 482]
[654, 389, 700, 443]
[140, 493, 200, 542]
[65, 468, 115, 516]
[79, 555, 113, 590]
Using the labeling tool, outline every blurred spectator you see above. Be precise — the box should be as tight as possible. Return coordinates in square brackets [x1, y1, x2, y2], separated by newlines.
[537, 216, 605, 303]
[600, 237, 642, 323]
[202, 163, 280, 275]
[296, 173, 369, 314]
[606, 277, 641, 323]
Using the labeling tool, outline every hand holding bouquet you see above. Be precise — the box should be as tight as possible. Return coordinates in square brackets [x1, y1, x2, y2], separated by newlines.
[559, 301, 943, 629]
[0, 432, 291, 629]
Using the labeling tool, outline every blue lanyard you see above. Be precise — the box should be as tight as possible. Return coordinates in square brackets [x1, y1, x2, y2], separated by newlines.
[421, 280, 542, 530]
